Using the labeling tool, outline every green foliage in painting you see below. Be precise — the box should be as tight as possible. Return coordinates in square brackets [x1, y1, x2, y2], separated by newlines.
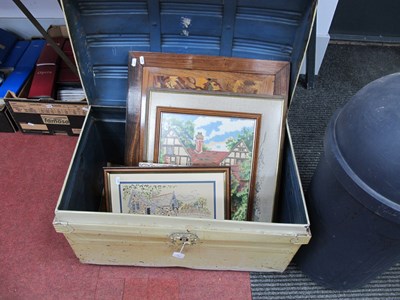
[226, 127, 254, 152]
[164, 118, 195, 149]
[239, 158, 252, 181]
[122, 184, 174, 213]
[232, 186, 249, 221]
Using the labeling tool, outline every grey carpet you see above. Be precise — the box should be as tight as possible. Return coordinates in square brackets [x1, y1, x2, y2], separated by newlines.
[250, 43, 400, 298]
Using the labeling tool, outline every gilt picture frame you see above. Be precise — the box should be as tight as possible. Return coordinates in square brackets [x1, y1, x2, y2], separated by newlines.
[143, 89, 286, 222]
[125, 51, 290, 166]
[104, 166, 231, 220]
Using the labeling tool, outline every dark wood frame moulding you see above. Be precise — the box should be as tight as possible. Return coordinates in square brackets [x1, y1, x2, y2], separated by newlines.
[125, 51, 290, 167]
[104, 166, 231, 220]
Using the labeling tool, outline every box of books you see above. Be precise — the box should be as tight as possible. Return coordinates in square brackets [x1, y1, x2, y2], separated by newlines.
[4, 26, 88, 136]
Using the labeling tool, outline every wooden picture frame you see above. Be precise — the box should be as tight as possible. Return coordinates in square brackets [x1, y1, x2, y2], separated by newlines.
[104, 166, 231, 220]
[125, 51, 290, 166]
[143, 89, 286, 222]
[153, 106, 261, 221]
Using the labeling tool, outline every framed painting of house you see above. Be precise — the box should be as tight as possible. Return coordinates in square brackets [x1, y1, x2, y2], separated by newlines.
[125, 51, 290, 166]
[153, 106, 261, 221]
[143, 89, 286, 222]
[103, 166, 231, 220]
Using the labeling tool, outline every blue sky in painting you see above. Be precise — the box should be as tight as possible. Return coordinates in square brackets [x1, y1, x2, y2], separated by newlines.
[162, 112, 256, 151]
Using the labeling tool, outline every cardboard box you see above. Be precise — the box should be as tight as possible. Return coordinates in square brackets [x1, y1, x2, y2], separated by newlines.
[0, 103, 17, 132]
[5, 90, 87, 136]
[53, 0, 317, 271]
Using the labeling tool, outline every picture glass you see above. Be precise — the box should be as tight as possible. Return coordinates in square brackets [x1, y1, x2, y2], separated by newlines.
[119, 181, 216, 218]
[154, 107, 260, 221]
[144, 90, 286, 222]
[105, 168, 230, 220]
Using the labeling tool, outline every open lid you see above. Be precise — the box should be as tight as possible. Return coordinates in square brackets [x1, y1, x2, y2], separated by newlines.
[61, 0, 316, 107]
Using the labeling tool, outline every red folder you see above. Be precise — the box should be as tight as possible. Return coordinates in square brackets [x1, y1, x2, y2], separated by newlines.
[28, 37, 66, 99]
[27, 64, 58, 98]
[35, 37, 66, 66]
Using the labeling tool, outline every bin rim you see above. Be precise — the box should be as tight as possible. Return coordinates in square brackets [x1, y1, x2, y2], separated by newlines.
[324, 110, 400, 224]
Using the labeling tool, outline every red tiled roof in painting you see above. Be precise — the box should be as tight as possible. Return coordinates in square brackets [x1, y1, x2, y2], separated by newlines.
[187, 148, 229, 165]
[186, 149, 245, 184]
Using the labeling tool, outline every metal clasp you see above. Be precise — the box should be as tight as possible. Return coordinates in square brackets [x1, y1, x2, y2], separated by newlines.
[169, 232, 199, 245]
[169, 232, 199, 259]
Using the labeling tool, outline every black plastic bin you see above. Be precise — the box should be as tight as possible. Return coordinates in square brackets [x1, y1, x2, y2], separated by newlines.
[296, 73, 400, 290]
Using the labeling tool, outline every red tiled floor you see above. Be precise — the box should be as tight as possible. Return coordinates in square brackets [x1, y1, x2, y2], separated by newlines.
[95, 278, 125, 300]
[0, 133, 252, 299]
[123, 278, 149, 299]
[146, 275, 180, 299]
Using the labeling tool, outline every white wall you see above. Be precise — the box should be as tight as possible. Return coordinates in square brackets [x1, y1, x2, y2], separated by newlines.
[0, 0, 64, 39]
[0, 0, 64, 18]
[301, 0, 339, 75]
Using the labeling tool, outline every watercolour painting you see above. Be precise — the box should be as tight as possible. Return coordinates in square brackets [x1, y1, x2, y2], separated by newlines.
[120, 182, 215, 218]
[104, 167, 230, 220]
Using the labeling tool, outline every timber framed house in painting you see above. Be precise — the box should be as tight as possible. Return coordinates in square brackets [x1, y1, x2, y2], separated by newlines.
[153, 106, 260, 220]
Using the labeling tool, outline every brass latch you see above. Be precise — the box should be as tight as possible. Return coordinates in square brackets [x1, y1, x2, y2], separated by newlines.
[170, 232, 199, 245]
[169, 232, 199, 259]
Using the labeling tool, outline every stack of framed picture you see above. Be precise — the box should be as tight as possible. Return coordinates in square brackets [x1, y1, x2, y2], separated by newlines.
[103, 52, 289, 223]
